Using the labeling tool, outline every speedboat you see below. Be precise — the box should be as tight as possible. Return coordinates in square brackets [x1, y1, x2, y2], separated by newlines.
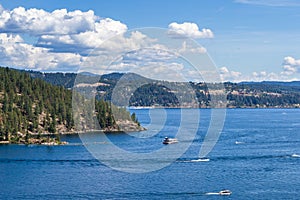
[163, 137, 178, 144]
[219, 190, 232, 196]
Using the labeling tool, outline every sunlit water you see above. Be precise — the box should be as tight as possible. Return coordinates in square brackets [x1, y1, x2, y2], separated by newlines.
[1, 109, 300, 199]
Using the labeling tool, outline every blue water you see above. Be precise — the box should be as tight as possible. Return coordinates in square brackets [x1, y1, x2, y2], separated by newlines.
[1, 109, 300, 199]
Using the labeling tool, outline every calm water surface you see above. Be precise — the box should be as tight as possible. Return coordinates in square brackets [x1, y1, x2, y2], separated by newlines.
[1, 109, 300, 199]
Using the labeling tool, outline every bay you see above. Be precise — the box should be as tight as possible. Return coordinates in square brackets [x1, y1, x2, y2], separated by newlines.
[1, 108, 300, 199]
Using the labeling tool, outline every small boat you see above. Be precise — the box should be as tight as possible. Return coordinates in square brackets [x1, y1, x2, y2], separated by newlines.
[291, 153, 300, 158]
[219, 190, 232, 196]
[235, 141, 244, 145]
[163, 137, 178, 144]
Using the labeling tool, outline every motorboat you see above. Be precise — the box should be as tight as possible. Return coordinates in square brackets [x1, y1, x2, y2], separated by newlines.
[219, 190, 232, 196]
[163, 137, 178, 144]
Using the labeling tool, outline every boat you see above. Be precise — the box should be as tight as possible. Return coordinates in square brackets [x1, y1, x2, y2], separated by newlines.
[291, 153, 300, 158]
[219, 190, 232, 196]
[163, 137, 178, 144]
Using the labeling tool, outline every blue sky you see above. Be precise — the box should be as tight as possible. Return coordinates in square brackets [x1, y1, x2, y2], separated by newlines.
[1, 0, 300, 81]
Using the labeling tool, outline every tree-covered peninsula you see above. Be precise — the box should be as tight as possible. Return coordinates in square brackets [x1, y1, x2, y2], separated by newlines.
[0, 67, 142, 144]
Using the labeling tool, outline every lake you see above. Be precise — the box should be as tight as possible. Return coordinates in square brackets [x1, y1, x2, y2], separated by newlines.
[1, 108, 300, 199]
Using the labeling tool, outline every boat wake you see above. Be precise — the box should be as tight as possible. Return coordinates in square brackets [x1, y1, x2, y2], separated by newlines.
[205, 190, 232, 196]
[204, 192, 219, 195]
[190, 158, 210, 162]
[178, 158, 210, 163]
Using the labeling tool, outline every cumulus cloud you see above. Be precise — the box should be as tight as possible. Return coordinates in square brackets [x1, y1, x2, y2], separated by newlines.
[0, 5, 129, 56]
[281, 56, 300, 75]
[168, 22, 214, 39]
[0, 7, 98, 35]
[0, 4, 216, 77]
[0, 33, 82, 71]
[219, 66, 242, 81]
[37, 18, 128, 54]
[177, 41, 207, 54]
[0, 5, 137, 71]
[84, 46, 183, 79]
[252, 71, 280, 80]
[219, 67, 286, 82]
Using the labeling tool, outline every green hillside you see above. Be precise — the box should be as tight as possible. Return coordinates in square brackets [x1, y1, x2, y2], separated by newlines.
[26, 70, 300, 108]
[0, 67, 140, 144]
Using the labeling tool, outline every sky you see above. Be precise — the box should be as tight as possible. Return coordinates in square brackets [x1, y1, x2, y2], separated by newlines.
[0, 0, 300, 82]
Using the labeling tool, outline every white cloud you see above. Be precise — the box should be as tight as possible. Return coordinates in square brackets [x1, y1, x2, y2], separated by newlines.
[0, 7, 97, 35]
[168, 22, 214, 39]
[0, 5, 135, 71]
[283, 56, 300, 66]
[177, 41, 207, 54]
[83, 46, 182, 79]
[0, 33, 82, 71]
[281, 56, 300, 75]
[37, 18, 128, 54]
[219, 66, 242, 81]
[0, 32, 23, 43]
[0, 4, 217, 76]
[252, 71, 280, 81]
[219, 56, 300, 82]
[0, 5, 129, 56]
[219, 66, 289, 82]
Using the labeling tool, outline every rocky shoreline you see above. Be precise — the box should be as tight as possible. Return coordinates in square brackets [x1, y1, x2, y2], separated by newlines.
[0, 120, 146, 145]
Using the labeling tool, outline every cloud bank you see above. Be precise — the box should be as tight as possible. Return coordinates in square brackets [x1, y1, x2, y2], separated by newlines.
[0, 5, 131, 71]
[219, 56, 300, 82]
[0, 4, 299, 82]
[0, 4, 216, 79]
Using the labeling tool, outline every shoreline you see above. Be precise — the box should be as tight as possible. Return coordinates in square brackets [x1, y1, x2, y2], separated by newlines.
[1, 107, 297, 145]
[129, 106, 300, 109]
[0, 125, 146, 145]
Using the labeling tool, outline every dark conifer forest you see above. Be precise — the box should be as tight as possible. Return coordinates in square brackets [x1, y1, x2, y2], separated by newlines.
[0, 67, 135, 143]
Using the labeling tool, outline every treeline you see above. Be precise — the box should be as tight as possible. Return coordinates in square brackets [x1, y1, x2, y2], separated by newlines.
[0, 67, 136, 142]
[28, 70, 76, 89]
[22, 70, 300, 108]
[129, 84, 179, 107]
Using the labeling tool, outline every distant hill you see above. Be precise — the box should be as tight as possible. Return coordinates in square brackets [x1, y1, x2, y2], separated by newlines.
[28, 70, 77, 89]
[19, 68, 300, 108]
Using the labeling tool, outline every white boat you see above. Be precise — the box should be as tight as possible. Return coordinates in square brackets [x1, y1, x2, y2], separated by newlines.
[219, 190, 232, 196]
[291, 153, 300, 158]
[163, 137, 178, 144]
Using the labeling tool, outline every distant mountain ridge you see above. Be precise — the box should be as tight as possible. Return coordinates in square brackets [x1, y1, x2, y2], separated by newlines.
[25, 69, 300, 88]
[16, 68, 300, 108]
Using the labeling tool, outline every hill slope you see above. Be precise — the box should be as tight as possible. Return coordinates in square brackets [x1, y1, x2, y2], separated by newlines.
[0, 67, 142, 144]
[23, 69, 300, 108]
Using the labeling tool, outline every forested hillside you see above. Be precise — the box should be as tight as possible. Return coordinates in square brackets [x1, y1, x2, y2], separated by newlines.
[0, 67, 140, 143]
[26, 70, 300, 108]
